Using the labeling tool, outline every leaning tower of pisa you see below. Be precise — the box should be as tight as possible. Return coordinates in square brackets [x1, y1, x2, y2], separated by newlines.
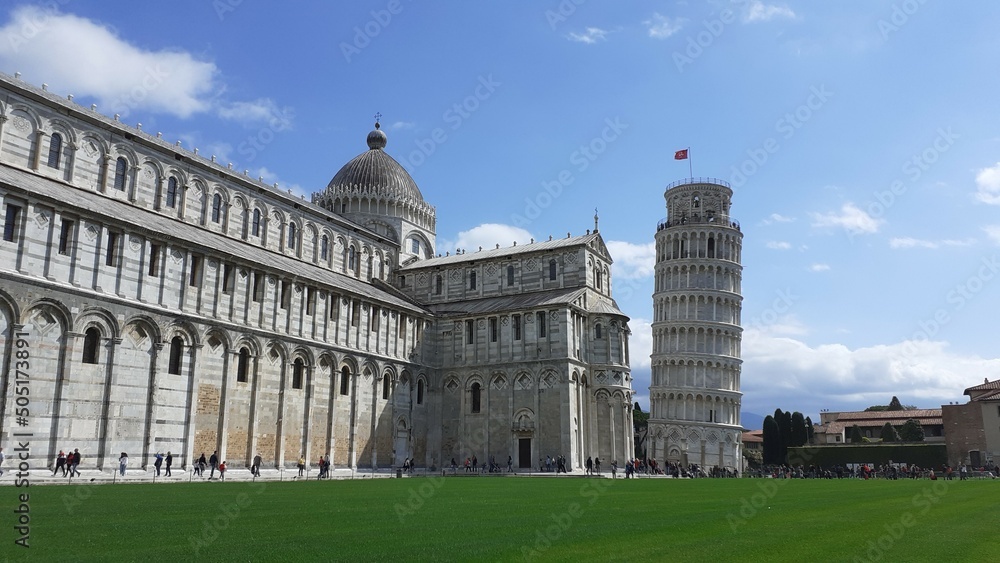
[648, 178, 743, 471]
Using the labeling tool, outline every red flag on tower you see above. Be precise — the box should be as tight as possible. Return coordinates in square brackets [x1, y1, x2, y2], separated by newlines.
[674, 149, 688, 160]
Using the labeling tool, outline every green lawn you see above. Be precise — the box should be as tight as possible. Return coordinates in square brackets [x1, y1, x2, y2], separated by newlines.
[7, 477, 999, 562]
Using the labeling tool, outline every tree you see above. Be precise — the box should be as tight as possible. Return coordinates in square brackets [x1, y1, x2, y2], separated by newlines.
[898, 419, 925, 442]
[743, 448, 763, 468]
[633, 402, 649, 458]
[849, 424, 864, 444]
[791, 412, 808, 447]
[887, 396, 904, 411]
[762, 415, 781, 464]
[880, 422, 900, 442]
[805, 416, 815, 445]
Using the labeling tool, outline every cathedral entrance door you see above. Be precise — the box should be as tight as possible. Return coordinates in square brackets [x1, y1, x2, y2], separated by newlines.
[518, 438, 532, 468]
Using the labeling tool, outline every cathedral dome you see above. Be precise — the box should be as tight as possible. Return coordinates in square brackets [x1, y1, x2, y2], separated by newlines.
[324, 122, 424, 204]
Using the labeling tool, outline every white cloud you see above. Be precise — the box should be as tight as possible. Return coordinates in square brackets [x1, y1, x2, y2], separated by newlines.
[391, 121, 415, 131]
[0, 6, 290, 126]
[439, 223, 534, 256]
[760, 213, 795, 225]
[606, 240, 655, 280]
[644, 13, 684, 39]
[974, 162, 1000, 205]
[566, 27, 608, 44]
[984, 225, 1000, 246]
[766, 240, 791, 250]
[808, 263, 830, 272]
[810, 202, 883, 235]
[628, 318, 653, 371]
[253, 166, 305, 199]
[889, 237, 976, 249]
[741, 330, 1000, 416]
[750, 314, 809, 337]
[216, 99, 294, 129]
[742, 1, 796, 23]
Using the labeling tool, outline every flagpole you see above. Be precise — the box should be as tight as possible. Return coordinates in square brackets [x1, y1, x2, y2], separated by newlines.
[688, 146, 693, 178]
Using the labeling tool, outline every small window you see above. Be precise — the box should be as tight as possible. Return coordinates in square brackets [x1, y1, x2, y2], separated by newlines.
[237, 348, 250, 383]
[595, 323, 602, 340]
[537, 312, 546, 338]
[466, 319, 474, 344]
[47, 132, 62, 169]
[507, 265, 514, 286]
[306, 288, 316, 315]
[287, 222, 297, 250]
[251, 272, 264, 302]
[81, 327, 100, 364]
[320, 235, 329, 261]
[58, 219, 74, 255]
[348, 247, 357, 273]
[222, 264, 234, 294]
[113, 157, 128, 191]
[189, 255, 202, 287]
[490, 317, 498, 342]
[166, 177, 178, 208]
[435, 274, 442, 295]
[411, 238, 420, 254]
[211, 193, 223, 223]
[3, 204, 21, 242]
[292, 358, 304, 390]
[329, 295, 339, 320]
[370, 306, 380, 331]
[252, 208, 261, 237]
[280, 280, 291, 309]
[513, 314, 521, 341]
[549, 259, 557, 281]
[148, 244, 160, 276]
[469, 271, 477, 290]
[471, 382, 481, 414]
[168, 336, 184, 375]
[596, 268, 602, 290]
[351, 301, 360, 326]
[398, 314, 407, 338]
[417, 380, 425, 405]
[340, 367, 350, 396]
[382, 376, 390, 400]
[105, 232, 118, 267]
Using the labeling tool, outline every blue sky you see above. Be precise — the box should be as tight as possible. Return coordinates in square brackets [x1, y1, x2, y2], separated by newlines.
[3, 1, 999, 423]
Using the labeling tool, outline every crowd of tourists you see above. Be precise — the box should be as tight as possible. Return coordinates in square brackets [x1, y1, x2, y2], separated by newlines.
[746, 462, 1000, 480]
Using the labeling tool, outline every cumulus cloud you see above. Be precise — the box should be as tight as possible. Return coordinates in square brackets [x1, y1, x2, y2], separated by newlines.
[974, 162, 1000, 205]
[439, 223, 534, 256]
[606, 240, 655, 280]
[810, 202, 882, 235]
[390, 121, 415, 131]
[566, 27, 608, 44]
[984, 225, 1000, 246]
[644, 13, 684, 39]
[889, 237, 976, 249]
[808, 263, 830, 272]
[742, 1, 796, 23]
[741, 331, 999, 416]
[0, 6, 289, 126]
[760, 213, 795, 225]
[766, 240, 792, 250]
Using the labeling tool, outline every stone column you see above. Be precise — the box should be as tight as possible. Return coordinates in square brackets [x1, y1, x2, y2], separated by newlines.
[30, 130, 46, 170]
[99, 154, 112, 193]
[141, 341, 163, 471]
[217, 347, 233, 462]
[303, 362, 315, 469]
[0, 115, 7, 162]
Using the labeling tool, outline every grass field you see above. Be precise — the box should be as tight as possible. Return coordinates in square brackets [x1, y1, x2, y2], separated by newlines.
[7, 476, 999, 562]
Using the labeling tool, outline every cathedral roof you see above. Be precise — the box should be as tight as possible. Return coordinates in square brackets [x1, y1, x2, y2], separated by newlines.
[323, 122, 425, 206]
[400, 232, 608, 270]
[423, 287, 628, 320]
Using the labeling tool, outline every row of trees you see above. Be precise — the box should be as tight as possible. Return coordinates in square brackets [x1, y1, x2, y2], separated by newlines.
[762, 409, 813, 465]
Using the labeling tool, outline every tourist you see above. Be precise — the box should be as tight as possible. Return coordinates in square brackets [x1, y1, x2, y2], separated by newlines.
[0, 447, 5, 476]
[586, 456, 593, 476]
[53, 450, 67, 476]
[70, 449, 82, 477]
[165, 452, 173, 477]
[595, 457, 601, 475]
[219, 460, 227, 481]
[118, 452, 128, 476]
[196, 453, 207, 477]
[252, 453, 262, 477]
[960, 465, 968, 480]
[209, 451, 219, 478]
[297, 456, 306, 477]
[507, 456, 513, 473]
[153, 452, 163, 476]
[611, 460, 617, 479]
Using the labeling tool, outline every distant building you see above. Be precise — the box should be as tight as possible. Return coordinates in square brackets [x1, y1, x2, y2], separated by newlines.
[813, 410, 944, 444]
[943, 378, 1000, 467]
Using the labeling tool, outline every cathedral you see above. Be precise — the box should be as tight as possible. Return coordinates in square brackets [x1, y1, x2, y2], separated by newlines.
[0, 72, 634, 473]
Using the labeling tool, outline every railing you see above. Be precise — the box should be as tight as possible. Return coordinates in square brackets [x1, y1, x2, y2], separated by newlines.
[664, 177, 732, 191]
[657, 216, 741, 231]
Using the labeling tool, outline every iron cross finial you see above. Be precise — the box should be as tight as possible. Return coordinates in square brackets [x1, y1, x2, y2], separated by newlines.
[374, 112, 382, 124]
